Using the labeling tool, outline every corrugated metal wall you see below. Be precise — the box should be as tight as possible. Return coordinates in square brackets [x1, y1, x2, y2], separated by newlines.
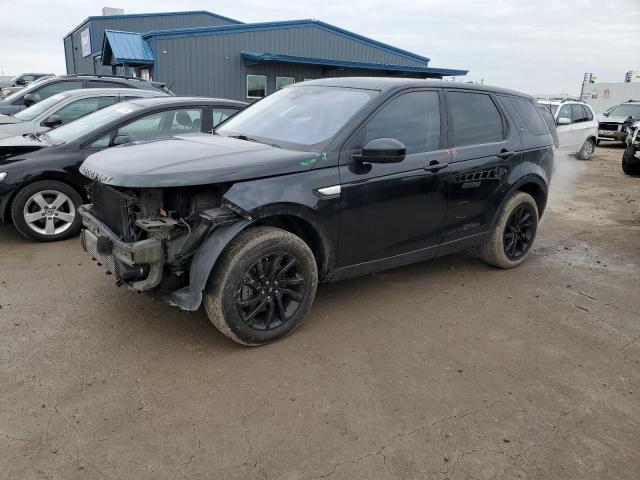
[582, 82, 640, 114]
[156, 26, 429, 100]
[64, 13, 237, 74]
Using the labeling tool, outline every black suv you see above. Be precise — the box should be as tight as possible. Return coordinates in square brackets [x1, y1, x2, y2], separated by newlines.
[0, 74, 172, 115]
[78, 78, 555, 346]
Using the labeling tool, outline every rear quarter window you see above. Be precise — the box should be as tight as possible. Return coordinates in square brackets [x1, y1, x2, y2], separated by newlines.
[505, 96, 550, 136]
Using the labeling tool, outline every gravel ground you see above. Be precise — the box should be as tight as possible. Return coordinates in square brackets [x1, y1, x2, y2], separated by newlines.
[1, 145, 639, 479]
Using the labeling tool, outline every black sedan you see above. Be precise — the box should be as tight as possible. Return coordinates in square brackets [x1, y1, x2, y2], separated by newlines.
[0, 97, 246, 241]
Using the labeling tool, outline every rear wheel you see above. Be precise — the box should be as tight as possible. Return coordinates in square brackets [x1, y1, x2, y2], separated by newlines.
[577, 138, 595, 160]
[203, 226, 318, 346]
[479, 192, 539, 269]
[622, 145, 640, 175]
[10, 180, 83, 242]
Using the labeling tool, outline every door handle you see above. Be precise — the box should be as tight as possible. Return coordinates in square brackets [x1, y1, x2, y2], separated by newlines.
[497, 149, 515, 159]
[424, 161, 448, 173]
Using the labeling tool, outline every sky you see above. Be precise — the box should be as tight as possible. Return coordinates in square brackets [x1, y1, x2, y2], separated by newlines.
[1, 0, 638, 96]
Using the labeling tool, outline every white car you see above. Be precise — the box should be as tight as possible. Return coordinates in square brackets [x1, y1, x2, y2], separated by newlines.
[537, 99, 598, 159]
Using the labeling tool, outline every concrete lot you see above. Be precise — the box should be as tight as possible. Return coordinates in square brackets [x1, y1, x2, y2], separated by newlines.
[1, 145, 639, 479]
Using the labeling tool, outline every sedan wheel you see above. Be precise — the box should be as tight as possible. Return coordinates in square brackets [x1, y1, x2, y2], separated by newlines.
[10, 180, 84, 242]
[23, 190, 76, 236]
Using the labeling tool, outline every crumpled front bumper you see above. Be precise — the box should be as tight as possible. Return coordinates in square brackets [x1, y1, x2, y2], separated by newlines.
[78, 204, 165, 291]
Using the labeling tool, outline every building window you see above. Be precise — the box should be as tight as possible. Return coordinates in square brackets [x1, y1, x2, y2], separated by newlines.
[80, 28, 91, 57]
[276, 76, 295, 90]
[247, 75, 267, 98]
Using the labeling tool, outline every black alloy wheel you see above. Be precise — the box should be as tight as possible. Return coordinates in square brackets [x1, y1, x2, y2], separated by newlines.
[235, 252, 307, 331]
[503, 204, 535, 260]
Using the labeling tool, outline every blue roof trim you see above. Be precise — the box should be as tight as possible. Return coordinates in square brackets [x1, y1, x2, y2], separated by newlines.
[102, 30, 155, 65]
[144, 19, 430, 65]
[241, 51, 468, 76]
[63, 10, 242, 39]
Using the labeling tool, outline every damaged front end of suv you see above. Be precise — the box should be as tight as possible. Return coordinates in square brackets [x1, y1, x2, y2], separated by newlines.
[79, 181, 250, 308]
[77, 131, 334, 317]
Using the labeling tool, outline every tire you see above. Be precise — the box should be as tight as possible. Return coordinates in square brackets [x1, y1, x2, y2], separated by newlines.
[479, 192, 539, 269]
[622, 145, 640, 175]
[577, 137, 595, 160]
[203, 226, 318, 346]
[10, 180, 84, 242]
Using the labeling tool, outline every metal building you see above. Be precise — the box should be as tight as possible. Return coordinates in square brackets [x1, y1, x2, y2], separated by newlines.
[64, 10, 468, 101]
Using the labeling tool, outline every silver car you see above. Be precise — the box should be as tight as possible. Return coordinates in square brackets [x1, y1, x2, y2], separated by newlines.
[0, 88, 167, 140]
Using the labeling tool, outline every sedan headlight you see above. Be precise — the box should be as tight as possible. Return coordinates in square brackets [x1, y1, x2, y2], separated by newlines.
[0, 172, 7, 183]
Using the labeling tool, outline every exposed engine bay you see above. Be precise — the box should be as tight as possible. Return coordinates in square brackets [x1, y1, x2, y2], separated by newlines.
[79, 182, 246, 298]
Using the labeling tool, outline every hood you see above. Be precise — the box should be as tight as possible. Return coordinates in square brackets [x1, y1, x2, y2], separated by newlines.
[0, 115, 19, 126]
[0, 81, 12, 88]
[598, 115, 631, 124]
[0, 122, 31, 140]
[0, 134, 49, 160]
[80, 134, 325, 188]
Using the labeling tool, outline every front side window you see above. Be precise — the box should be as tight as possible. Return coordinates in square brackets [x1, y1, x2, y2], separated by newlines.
[448, 91, 504, 146]
[117, 108, 203, 142]
[247, 75, 267, 98]
[557, 104, 571, 122]
[32, 81, 83, 103]
[217, 85, 378, 149]
[55, 96, 117, 124]
[276, 77, 295, 90]
[364, 91, 441, 154]
[212, 107, 239, 127]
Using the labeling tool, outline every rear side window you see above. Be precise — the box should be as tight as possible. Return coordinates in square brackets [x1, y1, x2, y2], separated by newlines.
[364, 90, 441, 154]
[505, 97, 549, 136]
[448, 92, 504, 146]
[571, 104, 589, 123]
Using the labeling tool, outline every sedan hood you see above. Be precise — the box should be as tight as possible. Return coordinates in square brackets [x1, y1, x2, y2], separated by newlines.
[0, 134, 49, 160]
[0, 114, 20, 125]
[0, 123, 31, 140]
[80, 134, 325, 187]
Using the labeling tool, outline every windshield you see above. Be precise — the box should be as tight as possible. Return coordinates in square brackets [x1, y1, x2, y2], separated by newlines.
[608, 104, 640, 118]
[537, 102, 559, 116]
[216, 85, 378, 149]
[14, 93, 68, 121]
[47, 102, 143, 144]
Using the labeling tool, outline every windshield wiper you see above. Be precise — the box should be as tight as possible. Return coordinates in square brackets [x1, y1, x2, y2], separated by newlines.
[228, 134, 281, 149]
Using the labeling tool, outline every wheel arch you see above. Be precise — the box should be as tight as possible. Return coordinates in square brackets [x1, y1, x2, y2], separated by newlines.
[492, 174, 549, 228]
[2, 174, 87, 225]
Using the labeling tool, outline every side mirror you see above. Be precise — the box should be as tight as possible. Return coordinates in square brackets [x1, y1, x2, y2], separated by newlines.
[557, 117, 571, 125]
[112, 135, 132, 146]
[42, 114, 62, 128]
[354, 138, 406, 164]
[15, 78, 26, 86]
[603, 111, 610, 117]
[23, 94, 36, 107]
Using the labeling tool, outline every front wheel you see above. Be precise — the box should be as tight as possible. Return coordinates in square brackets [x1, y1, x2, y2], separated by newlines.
[10, 180, 83, 242]
[203, 226, 318, 346]
[622, 145, 640, 175]
[479, 192, 539, 269]
[577, 138, 595, 160]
